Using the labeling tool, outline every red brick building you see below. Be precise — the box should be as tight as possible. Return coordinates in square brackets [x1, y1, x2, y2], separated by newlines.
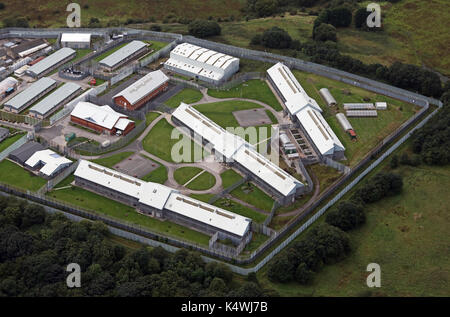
[113, 70, 169, 111]
[70, 102, 135, 136]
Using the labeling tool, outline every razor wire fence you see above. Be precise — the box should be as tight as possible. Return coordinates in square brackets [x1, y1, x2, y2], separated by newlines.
[0, 134, 28, 162]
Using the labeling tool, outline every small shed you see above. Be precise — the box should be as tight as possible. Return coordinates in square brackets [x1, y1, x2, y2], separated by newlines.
[375, 102, 387, 110]
[319, 88, 337, 107]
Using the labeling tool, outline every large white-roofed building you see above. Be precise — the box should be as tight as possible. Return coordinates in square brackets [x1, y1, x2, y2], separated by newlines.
[113, 70, 169, 110]
[27, 47, 76, 78]
[99, 40, 147, 71]
[61, 33, 91, 49]
[25, 149, 72, 178]
[74, 160, 252, 244]
[172, 102, 304, 205]
[29, 82, 82, 119]
[267, 62, 345, 160]
[164, 43, 239, 85]
[70, 101, 135, 136]
[3, 77, 57, 113]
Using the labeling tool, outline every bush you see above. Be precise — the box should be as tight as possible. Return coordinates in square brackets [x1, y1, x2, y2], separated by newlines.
[313, 23, 337, 42]
[0, 3, 5, 10]
[260, 27, 292, 49]
[353, 172, 403, 204]
[295, 263, 314, 285]
[150, 25, 162, 32]
[325, 201, 366, 231]
[188, 20, 221, 38]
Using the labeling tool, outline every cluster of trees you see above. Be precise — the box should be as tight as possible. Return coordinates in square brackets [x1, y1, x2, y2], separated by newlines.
[251, 27, 293, 48]
[352, 172, 403, 205]
[325, 201, 365, 231]
[410, 86, 450, 165]
[2, 16, 29, 28]
[188, 20, 221, 38]
[0, 196, 272, 297]
[267, 223, 351, 284]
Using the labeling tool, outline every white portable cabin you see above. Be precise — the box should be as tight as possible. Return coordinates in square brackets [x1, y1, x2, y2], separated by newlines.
[375, 102, 387, 110]
[319, 88, 337, 107]
[336, 113, 353, 131]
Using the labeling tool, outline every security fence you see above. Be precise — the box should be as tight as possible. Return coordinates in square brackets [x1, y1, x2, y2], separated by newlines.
[0, 134, 28, 162]
[0, 110, 42, 126]
[47, 160, 80, 190]
[324, 157, 351, 174]
[139, 40, 177, 68]
[208, 175, 249, 205]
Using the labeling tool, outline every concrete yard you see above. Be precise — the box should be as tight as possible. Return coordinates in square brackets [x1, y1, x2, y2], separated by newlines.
[233, 108, 271, 127]
[114, 153, 158, 178]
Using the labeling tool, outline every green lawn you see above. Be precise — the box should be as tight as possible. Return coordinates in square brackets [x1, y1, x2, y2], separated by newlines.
[72, 49, 92, 63]
[220, 169, 243, 189]
[243, 232, 270, 253]
[0, 133, 25, 153]
[142, 118, 206, 163]
[214, 198, 267, 224]
[308, 163, 343, 194]
[0, 160, 47, 191]
[258, 157, 450, 296]
[230, 182, 274, 212]
[145, 112, 161, 125]
[90, 151, 134, 168]
[173, 166, 203, 185]
[94, 42, 129, 62]
[207, 79, 283, 111]
[292, 70, 418, 166]
[165, 88, 203, 108]
[144, 40, 168, 54]
[140, 155, 168, 184]
[186, 170, 216, 191]
[47, 183, 210, 246]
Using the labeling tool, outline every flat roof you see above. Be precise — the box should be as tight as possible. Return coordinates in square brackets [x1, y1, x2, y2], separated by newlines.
[267, 62, 345, 157]
[27, 47, 76, 76]
[113, 70, 169, 105]
[99, 40, 146, 68]
[71, 101, 130, 130]
[61, 33, 91, 43]
[4, 77, 56, 111]
[25, 149, 72, 177]
[172, 102, 303, 197]
[29, 82, 81, 116]
[74, 160, 251, 237]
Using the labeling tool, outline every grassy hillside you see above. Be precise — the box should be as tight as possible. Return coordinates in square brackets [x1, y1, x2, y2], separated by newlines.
[257, 143, 450, 296]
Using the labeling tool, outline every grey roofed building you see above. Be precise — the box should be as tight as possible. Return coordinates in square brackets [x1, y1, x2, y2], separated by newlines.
[27, 47, 76, 77]
[29, 82, 82, 118]
[11, 39, 46, 57]
[99, 40, 147, 69]
[0, 127, 9, 142]
[3, 77, 56, 113]
[8, 141, 46, 165]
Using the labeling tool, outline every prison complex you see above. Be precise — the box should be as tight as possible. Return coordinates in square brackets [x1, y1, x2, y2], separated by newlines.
[74, 160, 252, 245]
[267, 62, 345, 160]
[172, 102, 304, 205]
[29, 82, 82, 119]
[3, 77, 57, 113]
[70, 102, 135, 136]
[27, 47, 76, 78]
[99, 40, 147, 71]
[113, 70, 169, 110]
[164, 43, 239, 84]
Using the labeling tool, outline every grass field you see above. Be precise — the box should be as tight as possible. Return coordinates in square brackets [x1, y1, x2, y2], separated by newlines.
[47, 181, 210, 246]
[308, 163, 343, 194]
[258, 142, 450, 296]
[173, 166, 203, 185]
[220, 169, 243, 189]
[0, 133, 25, 153]
[164, 88, 203, 108]
[90, 151, 134, 168]
[207, 79, 283, 111]
[186, 170, 216, 191]
[142, 118, 206, 163]
[145, 112, 161, 126]
[292, 70, 418, 166]
[0, 160, 47, 191]
[214, 198, 267, 224]
[230, 182, 274, 212]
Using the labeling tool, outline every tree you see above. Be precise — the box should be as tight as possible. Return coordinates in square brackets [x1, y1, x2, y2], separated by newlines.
[313, 23, 337, 42]
[261, 27, 292, 49]
[188, 20, 221, 38]
[306, 224, 351, 264]
[325, 201, 366, 231]
[0, 3, 5, 10]
[267, 254, 295, 282]
[354, 7, 370, 29]
[254, 0, 278, 17]
[295, 262, 314, 284]
[208, 277, 227, 296]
